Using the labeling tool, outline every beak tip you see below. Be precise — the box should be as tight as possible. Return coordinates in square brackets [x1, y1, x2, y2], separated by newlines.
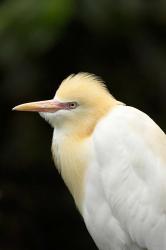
[12, 106, 18, 111]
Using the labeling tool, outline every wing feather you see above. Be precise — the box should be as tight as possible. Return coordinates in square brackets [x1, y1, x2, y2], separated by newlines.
[93, 106, 166, 250]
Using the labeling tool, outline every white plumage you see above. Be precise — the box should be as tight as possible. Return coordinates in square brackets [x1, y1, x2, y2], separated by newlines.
[84, 106, 166, 250]
[13, 73, 166, 250]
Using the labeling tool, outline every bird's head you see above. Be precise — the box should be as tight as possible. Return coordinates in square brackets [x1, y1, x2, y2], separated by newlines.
[13, 73, 119, 138]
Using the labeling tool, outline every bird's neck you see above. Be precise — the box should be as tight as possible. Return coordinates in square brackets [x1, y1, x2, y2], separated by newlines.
[52, 131, 91, 213]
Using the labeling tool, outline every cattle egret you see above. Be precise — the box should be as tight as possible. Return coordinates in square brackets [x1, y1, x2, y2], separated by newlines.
[13, 73, 166, 250]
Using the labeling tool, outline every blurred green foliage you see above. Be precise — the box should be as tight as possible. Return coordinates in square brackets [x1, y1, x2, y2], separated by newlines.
[0, 0, 166, 250]
[0, 0, 74, 56]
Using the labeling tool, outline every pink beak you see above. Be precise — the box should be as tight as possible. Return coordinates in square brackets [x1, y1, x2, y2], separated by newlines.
[12, 99, 64, 113]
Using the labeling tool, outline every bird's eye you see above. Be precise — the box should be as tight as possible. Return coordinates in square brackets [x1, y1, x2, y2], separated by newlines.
[68, 102, 78, 109]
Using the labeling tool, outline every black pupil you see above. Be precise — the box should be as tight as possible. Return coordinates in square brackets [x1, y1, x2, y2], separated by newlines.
[70, 102, 76, 108]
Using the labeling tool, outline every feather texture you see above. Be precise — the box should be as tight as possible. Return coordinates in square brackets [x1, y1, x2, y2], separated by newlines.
[83, 105, 166, 250]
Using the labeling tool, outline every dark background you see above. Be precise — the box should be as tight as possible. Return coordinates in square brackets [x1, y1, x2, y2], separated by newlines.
[0, 0, 166, 249]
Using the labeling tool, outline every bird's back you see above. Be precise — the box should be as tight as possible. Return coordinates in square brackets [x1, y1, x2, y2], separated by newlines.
[83, 105, 166, 250]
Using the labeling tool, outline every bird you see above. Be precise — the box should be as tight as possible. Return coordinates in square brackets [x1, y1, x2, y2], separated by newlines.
[13, 73, 166, 250]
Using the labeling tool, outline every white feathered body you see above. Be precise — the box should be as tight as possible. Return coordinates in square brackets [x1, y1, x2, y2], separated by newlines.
[83, 105, 166, 250]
